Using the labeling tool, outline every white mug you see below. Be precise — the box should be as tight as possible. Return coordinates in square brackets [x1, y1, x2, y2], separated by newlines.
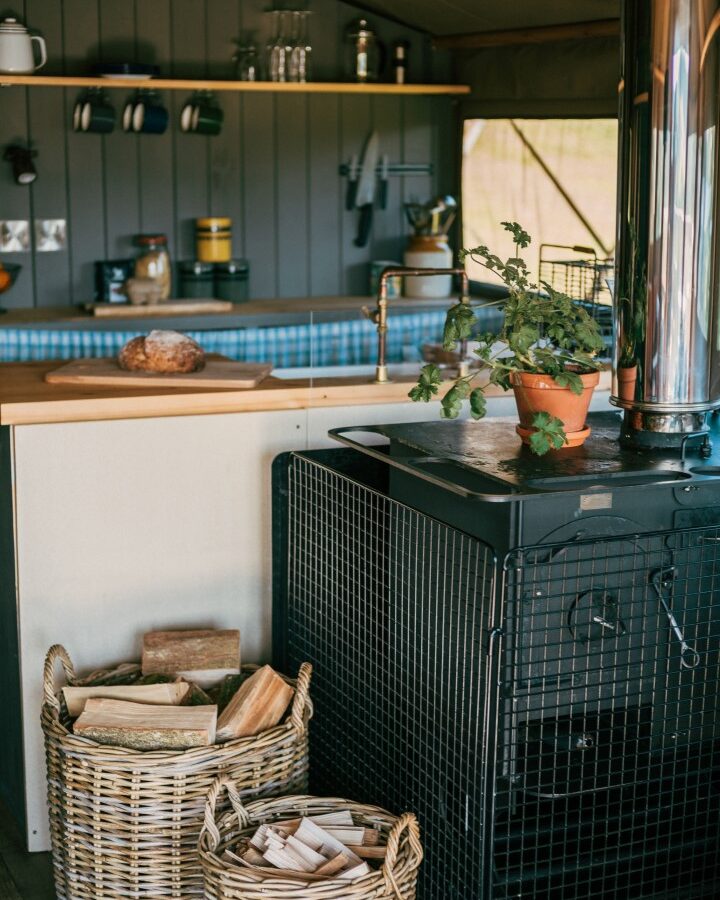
[0, 17, 47, 74]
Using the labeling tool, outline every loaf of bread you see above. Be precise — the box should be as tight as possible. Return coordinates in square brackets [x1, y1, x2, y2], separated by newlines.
[118, 330, 206, 374]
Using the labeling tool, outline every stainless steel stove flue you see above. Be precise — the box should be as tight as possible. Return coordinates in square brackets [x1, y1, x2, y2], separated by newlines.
[614, 0, 720, 446]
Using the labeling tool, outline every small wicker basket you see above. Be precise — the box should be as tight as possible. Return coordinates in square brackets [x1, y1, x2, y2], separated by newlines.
[198, 779, 423, 899]
[42, 644, 312, 899]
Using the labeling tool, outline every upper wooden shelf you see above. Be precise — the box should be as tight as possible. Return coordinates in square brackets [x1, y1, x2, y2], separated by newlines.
[0, 74, 470, 96]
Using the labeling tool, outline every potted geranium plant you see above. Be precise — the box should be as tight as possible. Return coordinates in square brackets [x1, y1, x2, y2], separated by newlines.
[409, 221, 605, 455]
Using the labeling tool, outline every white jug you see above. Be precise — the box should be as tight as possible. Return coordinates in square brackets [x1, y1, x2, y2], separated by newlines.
[0, 18, 47, 74]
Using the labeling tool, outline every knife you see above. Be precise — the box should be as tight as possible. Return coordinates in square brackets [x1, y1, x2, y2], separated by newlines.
[354, 131, 380, 248]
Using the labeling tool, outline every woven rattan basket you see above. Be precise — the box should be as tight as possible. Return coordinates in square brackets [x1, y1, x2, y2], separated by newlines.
[42, 644, 312, 899]
[198, 779, 423, 899]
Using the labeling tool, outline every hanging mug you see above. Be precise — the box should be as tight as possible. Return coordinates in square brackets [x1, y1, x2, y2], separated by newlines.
[192, 102, 223, 136]
[132, 94, 169, 135]
[73, 90, 115, 134]
[180, 92, 223, 136]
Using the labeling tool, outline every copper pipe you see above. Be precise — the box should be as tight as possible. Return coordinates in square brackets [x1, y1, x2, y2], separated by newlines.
[373, 266, 470, 384]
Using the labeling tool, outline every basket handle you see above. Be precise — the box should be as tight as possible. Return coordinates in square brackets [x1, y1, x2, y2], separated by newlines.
[382, 813, 423, 898]
[200, 776, 251, 853]
[289, 661, 313, 733]
[43, 644, 76, 713]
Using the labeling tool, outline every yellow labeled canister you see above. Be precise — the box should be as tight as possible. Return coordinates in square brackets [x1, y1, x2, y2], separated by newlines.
[196, 217, 232, 263]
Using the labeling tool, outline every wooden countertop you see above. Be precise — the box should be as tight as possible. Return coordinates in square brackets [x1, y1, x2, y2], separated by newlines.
[0, 362, 612, 427]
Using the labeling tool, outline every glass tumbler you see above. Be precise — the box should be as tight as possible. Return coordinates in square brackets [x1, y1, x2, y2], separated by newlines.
[289, 11, 312, 83]
[266, 10, 289, 82]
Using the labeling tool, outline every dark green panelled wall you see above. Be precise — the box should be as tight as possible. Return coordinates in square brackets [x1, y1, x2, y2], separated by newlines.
[0, 0, 457, 308]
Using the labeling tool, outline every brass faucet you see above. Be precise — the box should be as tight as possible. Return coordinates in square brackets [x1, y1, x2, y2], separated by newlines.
[371, 266, 471, 384]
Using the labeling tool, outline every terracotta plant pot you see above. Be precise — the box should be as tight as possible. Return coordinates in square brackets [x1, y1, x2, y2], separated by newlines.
[617, 363, 638, 402]
[510, 370, 600, 447]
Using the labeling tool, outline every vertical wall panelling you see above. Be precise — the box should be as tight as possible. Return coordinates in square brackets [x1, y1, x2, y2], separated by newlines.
[402, 95, 434, 224]
[61, 0, 105, 303]
[206, 0, 244, 259]
[171, 0, 210, 261]
[98, 0, 141, 260]
[241, 0, 277, 296]
[309, 0, 340, 82]
[433, 97, 461, 258]
[0, 0, 33, 309]
[241, 94, 277, 297]
[371, 95, 404, 265]
[26, 0, 70, 307]
[276, 94, 309, 296]
[136, 0, 174, 245]
[340, 95, 372, 295]
[0, 0, 450, 308]
[308, 94, 341, 296]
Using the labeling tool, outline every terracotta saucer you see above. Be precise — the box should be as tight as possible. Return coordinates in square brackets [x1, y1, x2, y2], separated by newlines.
[516, 424, 591, 449]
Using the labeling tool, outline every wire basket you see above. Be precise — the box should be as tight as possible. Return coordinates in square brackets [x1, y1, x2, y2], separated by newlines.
[539, 242, 613, 305]
[198, 780, 423, 899]
[42, 644, 313, 899]
[538, 243, 614, 351]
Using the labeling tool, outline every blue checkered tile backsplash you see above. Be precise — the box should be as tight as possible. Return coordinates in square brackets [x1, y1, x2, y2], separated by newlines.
[0, 312, 447, 367]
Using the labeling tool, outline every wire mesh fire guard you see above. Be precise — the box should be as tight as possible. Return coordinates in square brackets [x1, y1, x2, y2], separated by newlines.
[273, 450, 720, 899]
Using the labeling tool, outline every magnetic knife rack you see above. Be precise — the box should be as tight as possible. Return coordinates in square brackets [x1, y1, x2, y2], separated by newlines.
[338, 161, 433, 177]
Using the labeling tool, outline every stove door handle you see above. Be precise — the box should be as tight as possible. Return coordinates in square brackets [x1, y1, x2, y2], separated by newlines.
[650, 567, 700, 670]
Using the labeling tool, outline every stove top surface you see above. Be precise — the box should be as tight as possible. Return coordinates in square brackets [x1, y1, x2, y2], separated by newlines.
[330, 411, 720, 501]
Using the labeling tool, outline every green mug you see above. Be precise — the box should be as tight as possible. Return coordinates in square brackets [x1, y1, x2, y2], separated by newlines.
[180, 95, 223, 136]
[191, 101, 223, 136]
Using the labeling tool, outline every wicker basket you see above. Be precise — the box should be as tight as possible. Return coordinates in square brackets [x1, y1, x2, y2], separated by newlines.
[42, 644, 312, 899]
[198, 779, 423, 899]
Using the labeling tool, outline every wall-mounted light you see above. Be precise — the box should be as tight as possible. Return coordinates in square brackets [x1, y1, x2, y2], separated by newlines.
[3, 144, 37, 185]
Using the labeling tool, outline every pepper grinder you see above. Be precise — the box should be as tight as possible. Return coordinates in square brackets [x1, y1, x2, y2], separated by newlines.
[391, 40, 409, 84]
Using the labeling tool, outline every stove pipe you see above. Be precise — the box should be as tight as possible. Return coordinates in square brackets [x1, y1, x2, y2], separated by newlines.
[614, 0, 720, 446]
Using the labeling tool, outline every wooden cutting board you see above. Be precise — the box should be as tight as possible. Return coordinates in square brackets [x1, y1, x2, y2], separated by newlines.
[91, 299, 233, 317]
[45, 358, 272, 389]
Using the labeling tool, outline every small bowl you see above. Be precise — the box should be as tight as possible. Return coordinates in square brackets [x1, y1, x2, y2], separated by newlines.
[0, 262, 21, 295]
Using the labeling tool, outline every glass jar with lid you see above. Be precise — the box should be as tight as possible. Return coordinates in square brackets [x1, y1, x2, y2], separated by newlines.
[133, 234, 171, 301]
[344, 18, 385, 82]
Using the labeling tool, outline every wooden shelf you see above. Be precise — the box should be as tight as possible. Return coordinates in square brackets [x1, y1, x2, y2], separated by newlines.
[0, 74, 470, 95]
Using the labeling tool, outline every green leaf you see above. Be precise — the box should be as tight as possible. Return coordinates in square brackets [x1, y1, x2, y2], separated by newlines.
[440, 380, 471, 418]
[529, 430, 551, 456]
[501, 221, 531, 248]
[489, 366, 512, 391]
[509, 324, 538, 355]
[442, 302, 477, 350]
[528, 411, 567, 455]
[469, 388, 487, 420]
[408, 364, 442, 402]
[554, 370, 584, 395]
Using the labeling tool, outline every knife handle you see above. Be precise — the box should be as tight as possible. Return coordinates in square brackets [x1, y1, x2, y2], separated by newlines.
[379, 179, 388, 210]
[345, 155, 359, 211]
[354, 204, 373, 248]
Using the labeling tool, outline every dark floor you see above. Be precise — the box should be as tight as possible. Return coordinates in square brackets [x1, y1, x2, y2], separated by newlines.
[0, 804, 54, 899]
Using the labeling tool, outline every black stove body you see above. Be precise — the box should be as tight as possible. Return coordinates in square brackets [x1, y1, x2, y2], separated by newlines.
[273, 413, 720, 899]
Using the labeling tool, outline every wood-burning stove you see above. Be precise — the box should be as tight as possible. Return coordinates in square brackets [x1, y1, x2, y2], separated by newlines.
[273, 413, 720, 898]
